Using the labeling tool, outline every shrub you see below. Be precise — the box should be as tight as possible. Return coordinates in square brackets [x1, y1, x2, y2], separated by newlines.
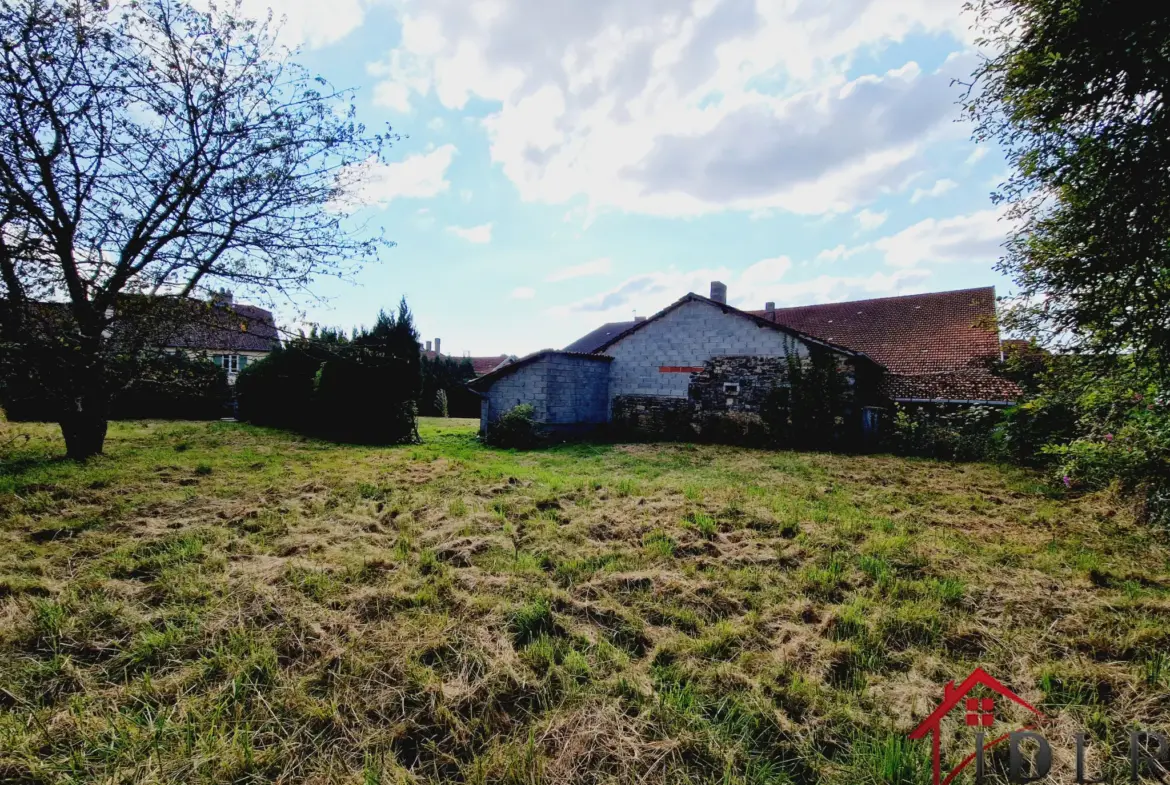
[421, 355, 478, 417]
[434, 389, 449, 418]
[1044, 389, 1170, 526]
[236, 300, 421, 445]
[110, 353, 232, 421]
[486, 404, 538, 449]
[3, 351, 230, 422]
[235, 343, 322, 428]
[886, 404, 1005, 462]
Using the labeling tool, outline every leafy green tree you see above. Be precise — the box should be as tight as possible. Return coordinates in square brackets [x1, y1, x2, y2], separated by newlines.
[963, 0, 1170, 371]
[0, 0, 393, 458]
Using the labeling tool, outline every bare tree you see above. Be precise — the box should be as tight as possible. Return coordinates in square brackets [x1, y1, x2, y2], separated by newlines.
[0, 0, 394, 458]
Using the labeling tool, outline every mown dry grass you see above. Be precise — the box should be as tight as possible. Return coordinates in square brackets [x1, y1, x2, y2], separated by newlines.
[0, 418, 1167, 784]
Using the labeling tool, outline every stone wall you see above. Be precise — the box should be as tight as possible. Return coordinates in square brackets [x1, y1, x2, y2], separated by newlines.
[613, 350, 873, 445]
[604, 299, 809, 404]
[611, 395, 698, 440]
[688, 356, 791, 414]
[688, 354, 860, 415]
[479, 353, 611, 435]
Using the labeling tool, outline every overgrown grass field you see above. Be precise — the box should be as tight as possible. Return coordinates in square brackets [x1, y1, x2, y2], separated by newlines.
[1, 419, 1167, 784]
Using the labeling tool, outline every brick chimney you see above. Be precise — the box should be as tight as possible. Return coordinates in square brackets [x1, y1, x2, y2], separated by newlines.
[434, 337, 441, 355]
[710, 281, 727, 304]
[765, 302, 775, 312]
[425, 340, 432, 352]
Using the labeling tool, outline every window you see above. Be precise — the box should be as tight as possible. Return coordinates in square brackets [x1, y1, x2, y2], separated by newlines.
[213, 354, 248, 373]
[723, 382, 740, 395]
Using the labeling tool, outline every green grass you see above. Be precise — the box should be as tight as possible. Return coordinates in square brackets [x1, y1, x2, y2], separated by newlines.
[0, 417, 1167, 784]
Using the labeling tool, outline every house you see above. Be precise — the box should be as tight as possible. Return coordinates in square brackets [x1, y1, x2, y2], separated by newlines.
[161, 292, 280, 383]
[469, 281, 887, 440]
[469, 282, 1020, 440]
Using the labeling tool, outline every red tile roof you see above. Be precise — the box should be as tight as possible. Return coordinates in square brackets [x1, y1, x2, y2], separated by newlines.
[752, 287, 1020, 403]
[470, 355, 512, 375]
[880, 371, 1021, 403]
[752, 287, 1002, 375]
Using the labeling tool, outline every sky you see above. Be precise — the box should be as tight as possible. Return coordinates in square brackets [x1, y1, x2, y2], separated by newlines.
[246, 0, 1014, 358]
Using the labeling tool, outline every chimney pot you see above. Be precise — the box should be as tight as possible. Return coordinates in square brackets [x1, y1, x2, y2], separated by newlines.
[765, 302, 775, 312]
[710, 281, 727, 304]
[425, 340, 432, 352]
[435, 337, 441, 355]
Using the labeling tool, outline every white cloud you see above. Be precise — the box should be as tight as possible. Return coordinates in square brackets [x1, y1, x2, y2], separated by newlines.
[330, 145, 457, 210]
[447, 223, 494, 243]
[549, 259, 934, 326]
[816, 243, 869, 263]
[511, 286, 536, 299]
[221, 0, 370, 48]
[740, 256, 792, 285]
[546, 257, 613, 282]
[369, 0, 975, 218]
[965, 147, 988, 165]
[367, 49, 433, 112]
[427, 117, 446, 131]
[910, 177, 957, 203]
[762, 269, 935, 307]
[855, 208, 889, 231]
[874, 207, 1009, 267]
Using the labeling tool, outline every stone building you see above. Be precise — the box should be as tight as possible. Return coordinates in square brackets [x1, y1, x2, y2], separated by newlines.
[469, 282, 905, 441]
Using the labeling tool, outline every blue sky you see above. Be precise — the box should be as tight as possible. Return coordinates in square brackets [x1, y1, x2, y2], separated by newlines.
[251, 0, 1013, 358]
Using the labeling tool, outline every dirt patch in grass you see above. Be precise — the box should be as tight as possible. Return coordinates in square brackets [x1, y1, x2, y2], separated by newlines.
[0, 419, 1167, 784]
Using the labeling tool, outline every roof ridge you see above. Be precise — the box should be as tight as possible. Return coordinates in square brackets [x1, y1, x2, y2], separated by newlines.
[590, 292, 883, 366]
[762, 286, 995, 313]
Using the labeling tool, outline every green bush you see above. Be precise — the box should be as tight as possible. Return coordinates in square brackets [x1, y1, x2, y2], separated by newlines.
[886, 404, 1005, 462]
[235, 343, 322, 428]
[485, 404, 538, 449]
[235, 301, 421, 445]
[990, 352, 1170, 527]
[421, 355, 478, 417]
[3, 351, 230, 422]
[1044, 388, 1170, 526]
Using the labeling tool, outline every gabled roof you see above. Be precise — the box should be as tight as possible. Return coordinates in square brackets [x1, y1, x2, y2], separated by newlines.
[163, 301, 280, 353]
[753, 287, 1001, 375]
[563, 321, 638, 353]
[5, 296, 280, 353]
[589, 293, 882, 364]
[467, 350, 612, 391]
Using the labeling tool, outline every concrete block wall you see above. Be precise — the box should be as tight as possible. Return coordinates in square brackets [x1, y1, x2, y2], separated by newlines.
[480, 354, 610, 434]
[605, 299, 811, 404]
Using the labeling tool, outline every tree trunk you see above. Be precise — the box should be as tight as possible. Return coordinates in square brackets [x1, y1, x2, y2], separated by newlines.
[59, 403, 108, 460]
